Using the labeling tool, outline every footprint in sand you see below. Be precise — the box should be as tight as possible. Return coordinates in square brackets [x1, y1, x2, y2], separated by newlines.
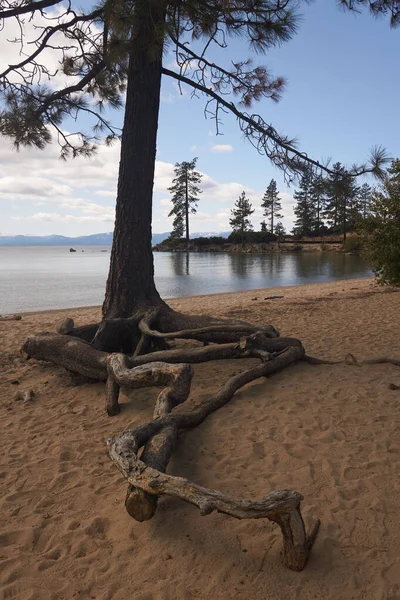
[252, 442, 266, 458]
[383, 563, 400, 584]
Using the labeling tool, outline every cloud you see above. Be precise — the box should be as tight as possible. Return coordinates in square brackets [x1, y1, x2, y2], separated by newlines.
[19, 212, 114, 223]
[211, 144, 234, 153]
[0, 176, 73, 200]
[160, 198, 172, 207]
[0, 124, 296, 234]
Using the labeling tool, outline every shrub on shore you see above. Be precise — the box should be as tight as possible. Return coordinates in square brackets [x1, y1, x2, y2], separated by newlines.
[227, 231, 277, 244]
[358, 159, 400, 286]
[342, 236, 363, 254]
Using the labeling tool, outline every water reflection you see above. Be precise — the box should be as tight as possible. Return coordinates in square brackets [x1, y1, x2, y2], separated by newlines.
[0, 245, 372, 313]
[155, 250, 372, 299]
[170, 252, 190, 276]
[229, 252, 251, 278]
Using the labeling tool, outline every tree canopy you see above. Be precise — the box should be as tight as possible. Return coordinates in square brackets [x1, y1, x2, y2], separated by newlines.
[359, 159, 400, 285]
[0, 0, 389, 179]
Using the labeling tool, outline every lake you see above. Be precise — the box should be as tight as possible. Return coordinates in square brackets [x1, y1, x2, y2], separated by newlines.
[0, 245, 372, 314]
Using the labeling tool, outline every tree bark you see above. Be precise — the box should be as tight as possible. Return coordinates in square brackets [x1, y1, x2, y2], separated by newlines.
[102, 1, 167, 319]
[185, 167, 189, 247]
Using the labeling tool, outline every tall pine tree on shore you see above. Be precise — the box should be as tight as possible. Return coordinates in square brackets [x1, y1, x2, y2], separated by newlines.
[168, 158, 202, 244]
[292, 169, 316, 236]
[261, 179, 283, 233]
[274, 221, 286, 247]
[358, 182, 373, 218]
[312, 174, 326, 236]
[230, 192, 255, 247]
[323, 163, 359, 239]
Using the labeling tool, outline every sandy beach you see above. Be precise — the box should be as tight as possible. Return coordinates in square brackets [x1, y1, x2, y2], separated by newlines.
[1, 277, 399, 600]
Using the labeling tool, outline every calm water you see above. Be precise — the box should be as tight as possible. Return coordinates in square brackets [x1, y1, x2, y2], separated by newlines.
[0, 245, 372, 314]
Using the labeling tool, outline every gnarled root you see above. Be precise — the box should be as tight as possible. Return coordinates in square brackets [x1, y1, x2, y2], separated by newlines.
[20, 328, 294, 385]
[107, 344, 319, 570]
[22, 332, 108, 380]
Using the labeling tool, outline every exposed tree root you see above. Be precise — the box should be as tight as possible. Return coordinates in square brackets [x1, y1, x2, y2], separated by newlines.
[21, 304, 399, 572]
[0, 313, 22, 321]
[22, 332, 108, 380]
[106, 346, 320, 571]
[107, 343, 321, 571]
[304, 353, 400, 367]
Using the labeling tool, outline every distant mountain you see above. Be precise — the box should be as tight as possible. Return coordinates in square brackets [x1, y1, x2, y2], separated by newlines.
[191, 232, 230, 239]
[0, 231, 230, 246]
[0, 233, 115, 246]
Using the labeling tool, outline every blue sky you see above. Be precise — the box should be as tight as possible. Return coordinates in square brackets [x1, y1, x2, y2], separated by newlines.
[0, 1, 399, 236]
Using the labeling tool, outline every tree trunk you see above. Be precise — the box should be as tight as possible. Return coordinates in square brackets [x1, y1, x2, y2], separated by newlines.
[185, 168, 189, 247]
[102, 1, 166, 320]
[271, 203, 274, 235]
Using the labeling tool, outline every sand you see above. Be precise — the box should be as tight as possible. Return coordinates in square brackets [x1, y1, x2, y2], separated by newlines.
[1, 277, 400, 600]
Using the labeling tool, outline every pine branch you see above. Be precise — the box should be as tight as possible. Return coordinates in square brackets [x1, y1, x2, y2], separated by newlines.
[0, 0, 63, 20]
[162, 66, 329, 180]
[0, 9, 103, 80]
[35, 59, 106, 116]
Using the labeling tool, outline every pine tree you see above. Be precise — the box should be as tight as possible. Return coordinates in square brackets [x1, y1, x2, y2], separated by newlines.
[274, 221, 286, 247]
[292, 169, 316, 237]
[311, 174, 326, 236]
[358, 182, 373, 218]
[260, 220, 267, 233]
[323, 163, 359, 239]
[168, 158, 202, 244]
[261, 179, 283, 233]
[230, 192, 255, 246]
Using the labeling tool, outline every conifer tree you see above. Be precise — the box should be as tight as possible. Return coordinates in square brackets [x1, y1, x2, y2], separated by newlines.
[261, 179, 283, 233]
[323, 163, 344, 231]
[274, 221, 286, 247]
[230, 191, 255, 246]
[168, 158, 202, 244]
[292, 169, 316, 237]
[311, 174, 326, 236]
[260, 220, 267, 233]
[323, 163, 359, 239]
[358, 182, 373, 218]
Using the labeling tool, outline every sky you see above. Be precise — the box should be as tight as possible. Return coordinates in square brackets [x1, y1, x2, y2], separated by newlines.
[0, 1, 399, 237]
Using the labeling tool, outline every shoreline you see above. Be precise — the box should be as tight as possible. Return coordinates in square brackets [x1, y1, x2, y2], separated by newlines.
[9, 275, 375, 317]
